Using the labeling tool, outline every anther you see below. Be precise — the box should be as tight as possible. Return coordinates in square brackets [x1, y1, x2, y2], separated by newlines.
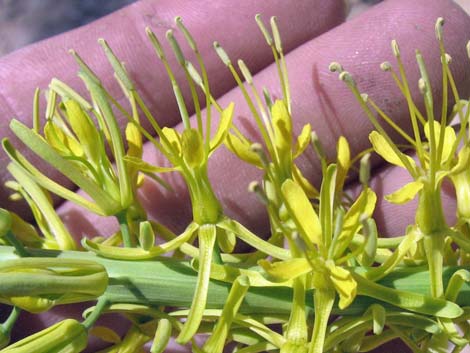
[214, 42, 231, 66]
[329, 62, 343, 73]
[435, 17, 445, 41]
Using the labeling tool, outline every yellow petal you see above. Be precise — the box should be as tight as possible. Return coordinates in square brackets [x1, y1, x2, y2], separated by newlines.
[63, 99, 100, 160]
[293, 124, 311, 159]
[281, 179, 321, 246]
[271, 100, 292, 152]
[161, 127, 181, 156]
[369, 131, 416, 170]
[225, 133, 262, 167]
[450, 146, 470, 175]
[182, 129, 205, 168]
[336, 136, 350, 191]
[332, 188, 376, 259]
[292, 164, 319, 198]
[424, 121, 456, 164]
[44, 121, 83, 158]
[327, 264, 357, 309]
[258, 258, 311, 282]
[210, 102, 234, 152]
[89, 326, 121, 344]
[385, 180, 424, 204]
[125, 122, 142, 158]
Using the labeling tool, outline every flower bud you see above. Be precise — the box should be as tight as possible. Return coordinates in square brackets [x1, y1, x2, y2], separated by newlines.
[0, 258, 108, 313]
[1, 319, 87, 353]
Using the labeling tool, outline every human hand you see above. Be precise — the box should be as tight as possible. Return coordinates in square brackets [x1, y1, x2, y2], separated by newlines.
[1, 0, 470, 352]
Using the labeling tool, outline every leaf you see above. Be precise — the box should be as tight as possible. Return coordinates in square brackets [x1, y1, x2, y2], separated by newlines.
[385, 180, 423, 204]
[369, 131, 416, 171]
[281, 179, 322, 247]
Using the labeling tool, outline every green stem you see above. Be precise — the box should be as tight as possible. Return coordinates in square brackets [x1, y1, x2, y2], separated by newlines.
[82, 296, 109, 330]
[2, 306, 21, 333]
[424, 233, 445, 298]
[309, 288, 335, 353]
[116, 211, 132, 248]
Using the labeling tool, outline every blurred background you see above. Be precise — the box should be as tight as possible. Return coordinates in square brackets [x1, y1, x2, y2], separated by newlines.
[0, 0, 469, 57]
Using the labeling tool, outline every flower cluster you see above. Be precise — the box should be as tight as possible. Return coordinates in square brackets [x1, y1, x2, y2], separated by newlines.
[0, 14, 469, 353]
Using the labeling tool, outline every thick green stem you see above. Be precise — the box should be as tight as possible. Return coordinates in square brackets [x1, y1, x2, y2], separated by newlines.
[1, 247, 470, 315]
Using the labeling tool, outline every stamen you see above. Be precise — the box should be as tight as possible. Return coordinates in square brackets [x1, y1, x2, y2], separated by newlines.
[360, 153, 371, 186]
[68, 49, 101, 85]
[380, 61, 392, 72]
[311, 131, 327, 173]
[270, 16, 282, 53]
[435, 17, 445, 41]
[391, 39, 400, 58]
[238, 59, 253, 85]
[175, 16, 198, 52]
[145, 27, 164, 59]
[250, 143, 270, 167]
[214, 42, 231, 66]
[328, 62, 343, 73]
[248, 181, 268, 205]
[255, 14, 273, 46]
[33, 88, 40, 133]
[166, 30, 185, 66]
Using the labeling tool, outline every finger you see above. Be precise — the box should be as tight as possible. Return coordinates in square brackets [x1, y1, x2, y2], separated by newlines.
[125, 0, 470, 235]
[0, 0, 347, 216]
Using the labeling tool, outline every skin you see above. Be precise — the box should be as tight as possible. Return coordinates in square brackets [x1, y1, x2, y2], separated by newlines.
[1, 0, 470, 352]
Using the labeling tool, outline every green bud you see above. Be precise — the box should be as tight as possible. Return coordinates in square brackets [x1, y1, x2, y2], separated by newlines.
[1, 319, 87, 353]
[0, 258, 108, 313]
